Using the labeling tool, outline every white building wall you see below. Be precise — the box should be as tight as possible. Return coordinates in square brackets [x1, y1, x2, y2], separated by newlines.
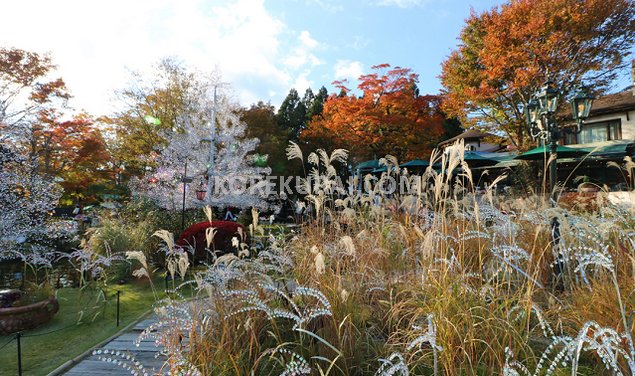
[465, 141, 501, 152]
[581, 109, 635, 141]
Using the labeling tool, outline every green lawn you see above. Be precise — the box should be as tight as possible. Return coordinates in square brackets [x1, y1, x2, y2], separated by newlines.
[0, 278, 163, 376]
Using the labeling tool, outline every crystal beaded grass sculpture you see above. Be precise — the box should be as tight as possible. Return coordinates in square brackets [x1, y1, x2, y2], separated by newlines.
[104, 141, 635, 375]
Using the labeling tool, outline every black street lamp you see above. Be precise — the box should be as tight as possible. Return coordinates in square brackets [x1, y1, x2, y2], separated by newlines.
[524, 82, 594, 286]
[524, 81, 595, 201]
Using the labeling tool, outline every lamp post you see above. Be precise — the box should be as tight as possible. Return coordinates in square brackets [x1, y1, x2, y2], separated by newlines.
[180, 161, 193, 234]
[524, 81, 595, 202]
[205, 85, 219, 206]
[524, 81, 594, 286]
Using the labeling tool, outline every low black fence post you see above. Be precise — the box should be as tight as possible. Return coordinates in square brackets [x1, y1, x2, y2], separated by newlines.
[16, 331, 22, 376]
[550, 216, 564, 291]
[116, 290, 121, 327]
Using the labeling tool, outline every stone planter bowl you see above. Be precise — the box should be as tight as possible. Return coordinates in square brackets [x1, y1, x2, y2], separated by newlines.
[0, 297, 59, 335]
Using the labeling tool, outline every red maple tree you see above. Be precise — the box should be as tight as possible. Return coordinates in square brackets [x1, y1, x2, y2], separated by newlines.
[302, 64, 446, 161]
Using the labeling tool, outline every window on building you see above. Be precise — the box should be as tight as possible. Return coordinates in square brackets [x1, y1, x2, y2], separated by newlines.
[567, 120, 622, 144]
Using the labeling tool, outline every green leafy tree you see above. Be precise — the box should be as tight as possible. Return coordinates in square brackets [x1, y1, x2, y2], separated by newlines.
[302, 88, 314, 115]
[442, 117, 464, 141]
[277, 88, 307, 141]
[240, 101, 292, 175]
[105, 58, 209, 179]
[306, 86, 328, 123]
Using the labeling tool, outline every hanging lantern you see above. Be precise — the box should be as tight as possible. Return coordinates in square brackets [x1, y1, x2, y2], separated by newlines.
[525, 98, 539, 124]
[570, 86, 595, 121]
[195, 182, 207, 201]
[196, 189, 206, 201]
[536, 80, 559, 113]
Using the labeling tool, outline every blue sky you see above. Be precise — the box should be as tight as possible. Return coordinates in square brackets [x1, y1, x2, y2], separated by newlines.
[2, 0, 633, 115]
[264, 0, 501, 93]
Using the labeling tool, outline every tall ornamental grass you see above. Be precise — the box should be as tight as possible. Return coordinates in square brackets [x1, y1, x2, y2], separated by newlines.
[115, 141, 634, 375]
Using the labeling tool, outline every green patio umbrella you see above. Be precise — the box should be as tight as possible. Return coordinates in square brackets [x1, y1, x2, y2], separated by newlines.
[399, 159, 430, 168]
[431, 164, 460, 176]
[514, 145, 589, 160]
[355, 159, 380, 172]
[461, 151, 498, 167]
[430, 162, 445, 171]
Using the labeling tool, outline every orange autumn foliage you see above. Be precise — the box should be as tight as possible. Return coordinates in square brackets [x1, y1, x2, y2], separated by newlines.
[301, 64, 446, 161]
[33, 111, 112, 199]
[441, 0, 635, 149]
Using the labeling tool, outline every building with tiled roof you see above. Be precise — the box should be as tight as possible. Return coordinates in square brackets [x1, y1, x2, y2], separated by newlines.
[437, 128, 506, 152]
[563, 84, 635, 145]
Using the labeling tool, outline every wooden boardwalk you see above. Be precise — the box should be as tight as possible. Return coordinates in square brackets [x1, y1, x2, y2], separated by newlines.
[62, 316, 167, 375]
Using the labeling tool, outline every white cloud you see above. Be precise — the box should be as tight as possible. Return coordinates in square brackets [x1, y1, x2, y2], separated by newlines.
[334, 60, 364, 80]
[305, 0, 344, 13]
[374, 0, 431, 8]
[0, 0, 322, 113]
[292, 70, 314, 94]
[282, 30, 321, 70]
[299, 31, 318, 49]
[347, 36, 371, 51]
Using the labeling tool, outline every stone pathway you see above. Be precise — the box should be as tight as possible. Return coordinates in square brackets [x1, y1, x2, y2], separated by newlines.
[62, 315, 167, 375]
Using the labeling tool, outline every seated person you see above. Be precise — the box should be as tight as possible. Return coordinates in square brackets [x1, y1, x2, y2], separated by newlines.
[224, 207, 238, 221]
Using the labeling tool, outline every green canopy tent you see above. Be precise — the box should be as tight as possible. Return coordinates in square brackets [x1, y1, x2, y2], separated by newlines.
[552, 141, 635, 189]
[569, 141, 634, 160]
[514, 145, 589, 160]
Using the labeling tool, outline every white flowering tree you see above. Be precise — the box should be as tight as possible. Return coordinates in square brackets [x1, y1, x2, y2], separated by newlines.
[0, 144, 67, 263]
[0, 48, 78, 267]
[130, 86, 273, 211]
